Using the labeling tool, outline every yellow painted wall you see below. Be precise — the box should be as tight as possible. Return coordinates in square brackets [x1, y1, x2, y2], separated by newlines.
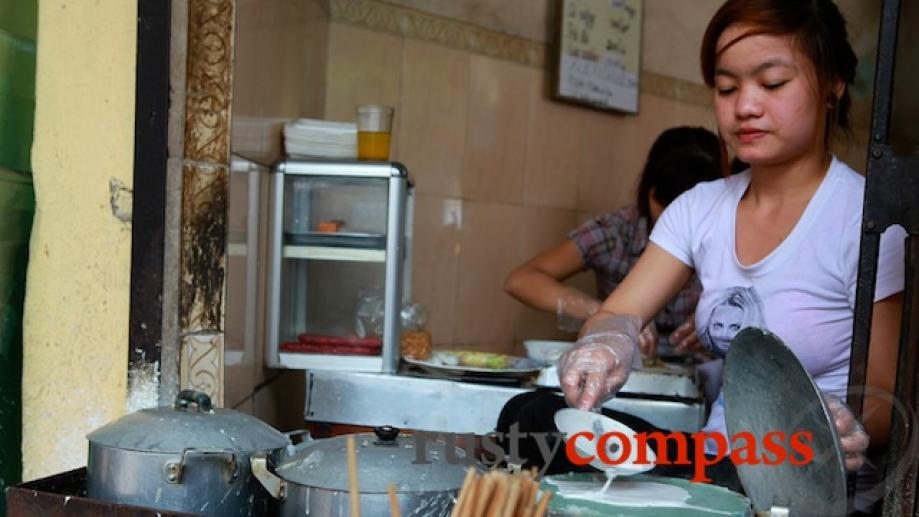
[22, 0, 136, 480]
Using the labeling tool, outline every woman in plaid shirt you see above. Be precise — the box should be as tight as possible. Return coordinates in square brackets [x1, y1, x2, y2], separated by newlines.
[505, 126, 724, 356]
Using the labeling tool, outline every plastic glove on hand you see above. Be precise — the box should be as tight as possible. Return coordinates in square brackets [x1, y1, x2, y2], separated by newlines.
[556, 293, 601, 334]
[557, 313, 642, 410]
[824, 393, 870, 471]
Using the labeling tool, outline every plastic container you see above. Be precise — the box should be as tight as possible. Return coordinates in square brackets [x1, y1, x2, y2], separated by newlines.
[356, 105, 394, 160]
[523, 339, 574, 364]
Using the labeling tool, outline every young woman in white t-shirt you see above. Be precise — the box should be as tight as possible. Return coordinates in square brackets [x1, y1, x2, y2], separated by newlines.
[554, 0, 905, 478]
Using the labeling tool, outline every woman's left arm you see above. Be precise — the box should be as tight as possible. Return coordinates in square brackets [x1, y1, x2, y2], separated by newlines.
[864, 292, 904, 448]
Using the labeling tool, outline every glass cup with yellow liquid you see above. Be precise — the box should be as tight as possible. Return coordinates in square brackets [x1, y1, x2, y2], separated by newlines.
[356, 104, 394, 161]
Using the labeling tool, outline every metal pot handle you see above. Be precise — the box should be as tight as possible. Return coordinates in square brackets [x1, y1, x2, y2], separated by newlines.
[250, 456, 286, 500]
[164, 448, 238, 484]
[174, 390, 213, 412]
[284, 429, 314, 455]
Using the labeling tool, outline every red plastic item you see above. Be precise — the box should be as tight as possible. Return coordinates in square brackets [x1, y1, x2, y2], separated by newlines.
[280, 333, 383, 356]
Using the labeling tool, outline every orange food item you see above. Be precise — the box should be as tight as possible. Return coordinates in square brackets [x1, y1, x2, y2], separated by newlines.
[401, 330, 432, 360]
[317, 220, 344, 232]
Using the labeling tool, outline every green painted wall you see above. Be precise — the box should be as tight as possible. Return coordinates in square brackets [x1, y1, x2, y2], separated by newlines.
[0, 0, 36, 512]
[0, 0, 37, 173]
[0, 170, 33, 513]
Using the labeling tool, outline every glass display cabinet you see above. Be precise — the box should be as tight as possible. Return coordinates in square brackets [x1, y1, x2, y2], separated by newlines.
[264, 159, 412, 373]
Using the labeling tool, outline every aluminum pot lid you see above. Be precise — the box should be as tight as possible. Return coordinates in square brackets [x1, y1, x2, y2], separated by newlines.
[275, 427, 470, 493]
[87, 390, 290, 454]
[723, 328, 847, 516]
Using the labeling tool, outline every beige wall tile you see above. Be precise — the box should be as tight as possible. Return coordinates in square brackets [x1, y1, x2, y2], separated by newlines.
[576, 92, 717, 215]
[642, 0, 722, 85]
[518, 205, 578, 262]
[180, 333, 224, 406]
[410, 194, 461, 345]
[224, 342, 254, 410]
[571, 211, 601, 300]
[399, 40, 469, 198]
[302, 0, 330, 119]
[523, 70, 582, 209]
[230, 116, 286, 164]
[452, 201, 527, 351]
[225, 255, 248, 353]
[385, 0, 553, 43]
[577, 109, 643, 214]
[670, 95, 718, 130]
[637, 92, 717, 145]
[252, 373, 280, 428]
[233, 0, 309, 119]
[462, 55, 531, 204]
[511, 205, 580, 344]
[324, 24, 403, 122]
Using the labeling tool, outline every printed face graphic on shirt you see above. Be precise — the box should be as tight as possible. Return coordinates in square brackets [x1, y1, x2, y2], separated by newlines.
[699, 286, 767, 357]
[709, 305, 744, 352]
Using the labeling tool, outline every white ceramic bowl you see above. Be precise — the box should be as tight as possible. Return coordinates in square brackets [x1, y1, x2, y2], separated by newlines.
[554, 408, 656, 478]
[523, 340, 574, 364]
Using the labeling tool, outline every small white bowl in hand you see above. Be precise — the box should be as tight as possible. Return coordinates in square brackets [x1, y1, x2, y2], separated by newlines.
[523, 340, 574, 364]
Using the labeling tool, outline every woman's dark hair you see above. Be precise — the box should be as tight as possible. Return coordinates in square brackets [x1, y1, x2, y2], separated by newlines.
[700, 0, 857, 144]
[636, 126, 723, 221]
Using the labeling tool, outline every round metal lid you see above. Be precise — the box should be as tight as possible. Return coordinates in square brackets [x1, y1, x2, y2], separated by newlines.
[723, 328, 847, 516]
[275, 427, 469, 493]
[87, 390, 290, 454]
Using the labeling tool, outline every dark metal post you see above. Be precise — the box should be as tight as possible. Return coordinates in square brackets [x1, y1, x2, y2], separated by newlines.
[848, 0, 919, 515]
[129, 0, 171, 376]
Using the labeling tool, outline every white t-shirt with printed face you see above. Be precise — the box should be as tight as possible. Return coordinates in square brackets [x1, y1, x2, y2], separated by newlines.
[649, 157, 906, 453]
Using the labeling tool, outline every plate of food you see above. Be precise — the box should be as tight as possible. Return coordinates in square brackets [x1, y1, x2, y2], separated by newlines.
[402, 350, 542, 378]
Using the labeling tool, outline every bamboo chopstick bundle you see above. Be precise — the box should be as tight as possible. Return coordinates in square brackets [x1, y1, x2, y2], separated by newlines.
[449, 468, 554, 517]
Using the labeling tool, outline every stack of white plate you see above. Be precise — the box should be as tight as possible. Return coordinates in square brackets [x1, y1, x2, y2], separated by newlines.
[283, 118, 357, 159]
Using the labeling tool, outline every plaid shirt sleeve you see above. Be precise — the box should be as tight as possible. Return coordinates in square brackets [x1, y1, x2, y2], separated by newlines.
[566, 207, 699, 331]
[566, 209, 631, 271]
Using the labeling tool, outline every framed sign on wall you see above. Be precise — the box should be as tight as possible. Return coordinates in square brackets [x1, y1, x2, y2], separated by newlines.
[554, 0, 643, 113]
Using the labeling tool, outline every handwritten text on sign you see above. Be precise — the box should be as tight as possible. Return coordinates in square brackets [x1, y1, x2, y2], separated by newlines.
[558, 0, 642, 112]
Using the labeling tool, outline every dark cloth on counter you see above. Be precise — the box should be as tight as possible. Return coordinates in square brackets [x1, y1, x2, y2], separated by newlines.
[496, 389, 744, 494]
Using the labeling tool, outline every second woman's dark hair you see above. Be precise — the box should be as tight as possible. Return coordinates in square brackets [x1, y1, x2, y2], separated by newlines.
[636, 126, 723, 221]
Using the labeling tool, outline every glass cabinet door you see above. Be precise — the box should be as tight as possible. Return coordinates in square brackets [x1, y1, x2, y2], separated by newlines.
[276, 175, 391, 370]
[267, 163, 406, 372]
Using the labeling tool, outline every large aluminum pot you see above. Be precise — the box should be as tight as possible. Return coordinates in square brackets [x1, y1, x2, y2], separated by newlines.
[252, 426, 471, 517]
[86, 390, 291, 516]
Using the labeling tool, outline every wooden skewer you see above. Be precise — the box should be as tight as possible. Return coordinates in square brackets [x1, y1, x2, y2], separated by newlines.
[532, 489, 553, 517]
[517, 477, 535, 517]
[474, 471, 497, 517]
[464, 472, 483, 517]
[451, 468, 550, 517]
[486, 472, 509, 517]
[387, 483, 402, 517]
[346, 435, 361, 517]
[451, 467, 476, 517]
[500, 477, 521, 517]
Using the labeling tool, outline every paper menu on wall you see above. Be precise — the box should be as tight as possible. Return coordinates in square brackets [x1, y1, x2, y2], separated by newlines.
[557, 0, 642, 113]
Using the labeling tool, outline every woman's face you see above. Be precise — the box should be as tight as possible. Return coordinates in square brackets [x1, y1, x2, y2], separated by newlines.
[712, 24, 824, 167]
[709, 304, 744, 353]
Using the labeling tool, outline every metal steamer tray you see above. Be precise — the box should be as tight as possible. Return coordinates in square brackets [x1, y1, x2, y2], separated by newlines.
[535, 364, 701, 399]
[723, 328, 847, 516]
[284, 230, 385, 249]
